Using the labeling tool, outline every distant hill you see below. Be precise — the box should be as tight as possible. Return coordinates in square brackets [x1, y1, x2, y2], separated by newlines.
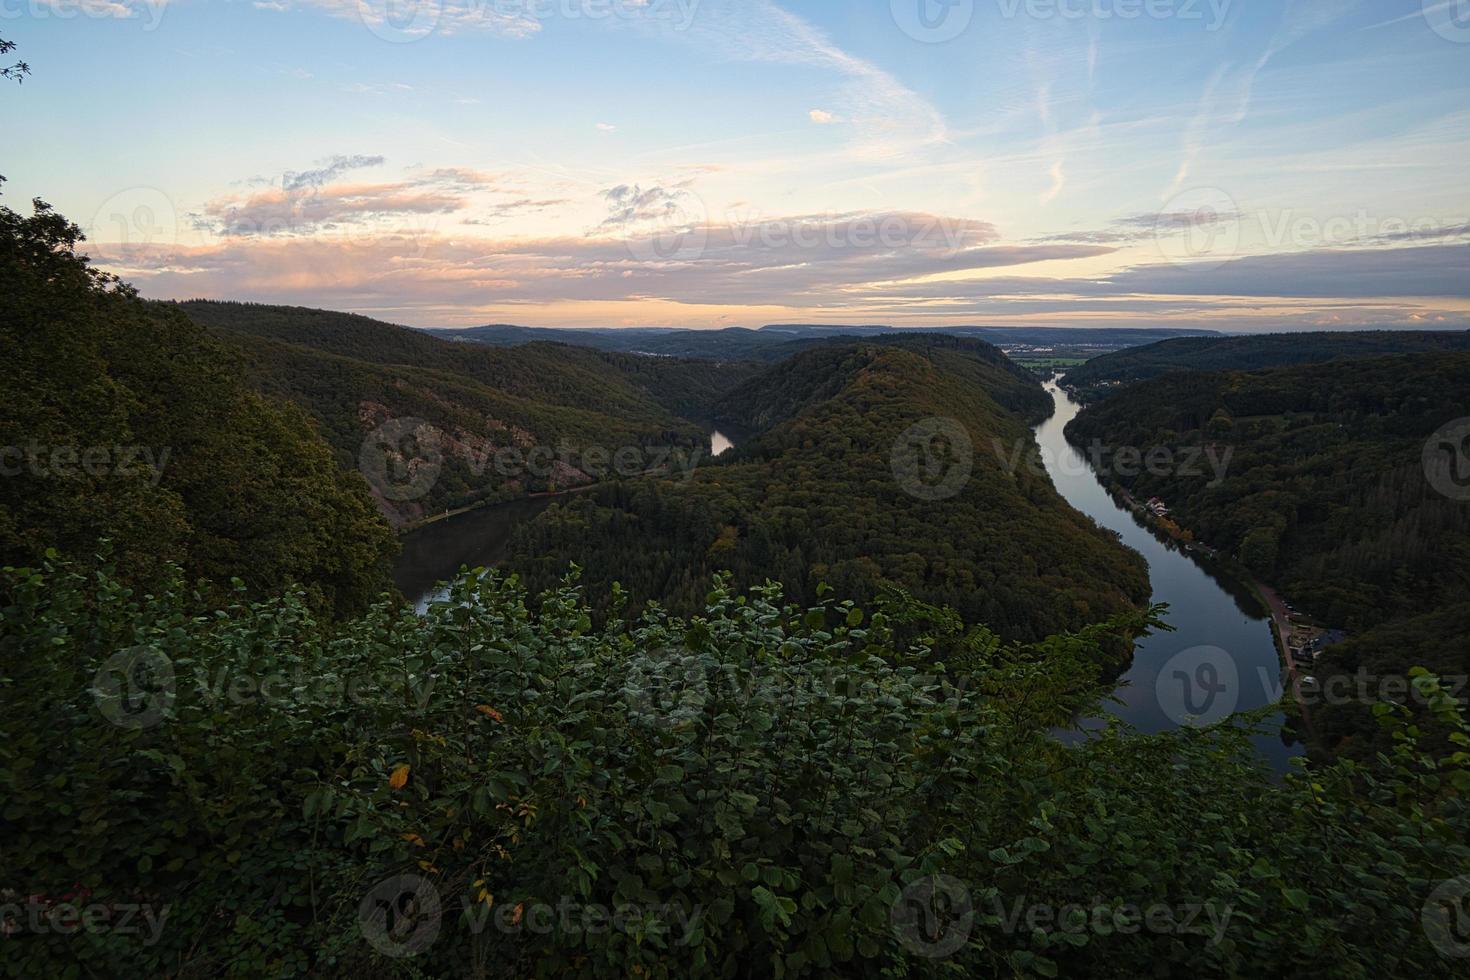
[426, 323, 1219, 363]
[174, 301, 762, 526]
[508, 335, 1150, 644]
[1065, 330, 1470, 401]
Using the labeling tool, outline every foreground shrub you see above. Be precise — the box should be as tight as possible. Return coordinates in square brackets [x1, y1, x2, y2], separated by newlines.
[1, 561, 1467, 978]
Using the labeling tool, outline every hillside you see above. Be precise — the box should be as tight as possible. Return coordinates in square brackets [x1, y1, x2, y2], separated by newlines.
[177, 300, 760, 422]
[1066, 353, 1470, 758]
[1, 200, 396, 616]
[1066, 330, 1470, 402]
[507, 336, 1149, 644]
[175, 301, 762, 525]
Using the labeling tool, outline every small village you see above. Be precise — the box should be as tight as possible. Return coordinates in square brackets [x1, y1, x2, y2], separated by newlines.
[1131, 496, 1349, 701]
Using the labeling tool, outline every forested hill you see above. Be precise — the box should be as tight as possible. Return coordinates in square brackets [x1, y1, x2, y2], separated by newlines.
[175, 300, 761, 422]
[507, 337, 1150, 645]
[174, 300, 763, 526]
[1065, 330, 1470, 402]
[716, 334, 1050, 431]
[1066, 353, 1470, 759]
[1, 199, 397, 617]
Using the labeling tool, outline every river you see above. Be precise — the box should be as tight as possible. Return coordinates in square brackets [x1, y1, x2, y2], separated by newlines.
[393, 394, 1302, 769]
[1036, 380, 1302, 770]
[395, 430, 736, 612]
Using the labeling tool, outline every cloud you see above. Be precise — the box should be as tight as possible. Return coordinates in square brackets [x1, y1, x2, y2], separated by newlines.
[464, 199, 571, 224]
[1032, 208, 1244, 245]
[192, 157, 531, 237]
[1108, 243, 1470, 299]
[94, 233, 1470, 330]
[283, 154, 384, 192]
[94, 206, 1106, 314]
[267, 0, 542, 39]
[596, 123, 618, 132]
[599, 183, 700, 228]
[1366, 220, 1470, 245]
[198, 182, 466, 237]
[809, 109, 839, 125]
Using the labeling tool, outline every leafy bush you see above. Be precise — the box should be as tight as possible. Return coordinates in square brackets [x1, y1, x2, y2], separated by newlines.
[1, 561, 1467, 978]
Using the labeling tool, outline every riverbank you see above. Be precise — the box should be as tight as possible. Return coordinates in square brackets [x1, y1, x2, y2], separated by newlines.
[1099, 480, 1318, 734]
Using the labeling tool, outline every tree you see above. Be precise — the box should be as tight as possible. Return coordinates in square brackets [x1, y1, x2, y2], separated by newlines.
[1, 35, 30, 84]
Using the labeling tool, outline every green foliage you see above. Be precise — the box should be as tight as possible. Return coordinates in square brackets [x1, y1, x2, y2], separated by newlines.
[0, 196, 397, 616]
[2, 561, 1467, 978]
[509, 338, 1150, 644]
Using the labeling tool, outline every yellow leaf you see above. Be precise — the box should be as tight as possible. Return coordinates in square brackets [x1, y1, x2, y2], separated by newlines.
[389, 764, 411, 791]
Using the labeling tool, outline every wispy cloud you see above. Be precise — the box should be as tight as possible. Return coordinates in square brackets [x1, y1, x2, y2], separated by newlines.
[649, 0, 948, 159]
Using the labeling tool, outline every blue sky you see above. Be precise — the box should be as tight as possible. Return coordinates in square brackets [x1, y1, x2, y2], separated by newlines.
[3, 0, 1468, 328]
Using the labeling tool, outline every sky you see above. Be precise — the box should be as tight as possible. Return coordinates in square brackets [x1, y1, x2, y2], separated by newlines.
[3, 0, 1469, 330]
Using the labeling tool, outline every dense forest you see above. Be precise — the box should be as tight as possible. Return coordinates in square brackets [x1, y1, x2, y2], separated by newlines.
[1066, 354, 1470, 759]
[176, 301, 761, 525]
[1066, 330, 1470, 402]
[507, 337, 1151, 645]
[0, 193, 396, 617]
